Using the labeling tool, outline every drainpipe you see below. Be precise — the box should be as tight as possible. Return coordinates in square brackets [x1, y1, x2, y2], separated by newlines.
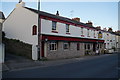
[38, 0, 42, 60]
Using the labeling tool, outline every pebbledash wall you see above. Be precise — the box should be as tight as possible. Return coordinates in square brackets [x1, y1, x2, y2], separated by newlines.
[45, 42, 85, 59]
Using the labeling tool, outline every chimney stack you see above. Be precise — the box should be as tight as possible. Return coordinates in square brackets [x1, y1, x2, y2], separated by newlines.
[108, 27, 113, 32]
[72, 17, 80, 22]
[56, 11, 59, 16]
[86, 21, 93, 27]
[16, 0, 25, 8]
[96, 26, 101, 30]
[103, 28, 107, 31]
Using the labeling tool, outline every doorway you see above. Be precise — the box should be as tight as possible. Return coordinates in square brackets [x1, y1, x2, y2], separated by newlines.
[93, 43, 96, 51]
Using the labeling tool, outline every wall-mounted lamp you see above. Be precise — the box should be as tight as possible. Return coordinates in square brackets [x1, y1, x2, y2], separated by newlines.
[45, 38, 48, 42]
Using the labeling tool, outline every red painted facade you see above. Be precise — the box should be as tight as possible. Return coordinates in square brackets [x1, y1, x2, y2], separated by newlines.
[42, 35, 104, 43]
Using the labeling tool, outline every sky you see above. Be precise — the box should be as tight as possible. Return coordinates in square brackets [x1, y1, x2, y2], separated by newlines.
[0, 0, 119, 31]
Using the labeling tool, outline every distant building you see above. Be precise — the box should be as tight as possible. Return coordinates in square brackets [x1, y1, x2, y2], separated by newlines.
[118, 36, 120, 51]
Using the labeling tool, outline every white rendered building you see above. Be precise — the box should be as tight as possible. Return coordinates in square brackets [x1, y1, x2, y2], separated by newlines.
[4, 2, 116, 60]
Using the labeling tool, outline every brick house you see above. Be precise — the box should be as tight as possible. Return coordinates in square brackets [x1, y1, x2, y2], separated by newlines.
[3, 1, 106, 60]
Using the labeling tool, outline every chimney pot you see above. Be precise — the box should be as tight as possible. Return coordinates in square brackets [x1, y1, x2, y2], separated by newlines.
[72, 17, 80, 22]
[16, 1, 25, 8]
[56, 11, 59, 16]
[86, 21, 93, 27]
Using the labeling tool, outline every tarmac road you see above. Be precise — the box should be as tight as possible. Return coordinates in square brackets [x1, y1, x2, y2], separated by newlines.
[2, 53, 118, 78]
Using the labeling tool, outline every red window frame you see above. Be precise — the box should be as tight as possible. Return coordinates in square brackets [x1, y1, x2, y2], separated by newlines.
[32, 25, 37, 35]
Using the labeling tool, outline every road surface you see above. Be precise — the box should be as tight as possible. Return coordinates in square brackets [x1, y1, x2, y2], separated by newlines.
[3, 53, 118, 78]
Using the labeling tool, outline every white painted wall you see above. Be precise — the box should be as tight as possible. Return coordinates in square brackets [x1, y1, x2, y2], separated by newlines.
[3, 7, 38, 45]
[0, 23, 2, 44]
[41, 19, 99, 40]
[0, 19, 4, 23]
[3, 4, 38, 60]
[0, 44, 4, 63]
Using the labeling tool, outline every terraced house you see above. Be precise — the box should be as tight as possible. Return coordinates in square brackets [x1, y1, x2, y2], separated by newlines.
[3, 1, 119, 60]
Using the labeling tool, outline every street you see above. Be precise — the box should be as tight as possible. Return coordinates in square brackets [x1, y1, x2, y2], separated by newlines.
[2, 53, 118, 78]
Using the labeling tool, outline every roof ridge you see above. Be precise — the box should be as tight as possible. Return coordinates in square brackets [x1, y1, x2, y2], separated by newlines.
[24, 7, 99, 30]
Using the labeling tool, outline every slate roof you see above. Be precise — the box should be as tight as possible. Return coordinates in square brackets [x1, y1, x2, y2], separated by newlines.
[24, 7, 119, 36]
[25, 7, 96, 29]
[0, 11, 5, 19]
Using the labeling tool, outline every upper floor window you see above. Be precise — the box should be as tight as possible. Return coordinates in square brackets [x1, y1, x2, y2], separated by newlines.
[81, 27, 83, 35]
[52, 21, 57, 30]
[87, 29, 90, 37]
[32, 25, 37, 35]
[94, 30, 95, 37]
[66, 24, 70, 33]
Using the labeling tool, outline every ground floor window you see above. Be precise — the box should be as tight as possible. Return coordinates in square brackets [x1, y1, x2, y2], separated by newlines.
[85, 43, 91, 50]
[63, 42, 70, 50]
[100, 44, 102, 48]
[85, 44, 87, 50]
[87, 44, 90, 50]
[49, 42, 57, 51]
[104, 43, 106, 48]
[77, 43, 80, 50]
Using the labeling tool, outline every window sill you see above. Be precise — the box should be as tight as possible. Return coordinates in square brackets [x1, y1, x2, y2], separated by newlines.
[66, 32, 71, 35]
[32, 34, 37, 36]
[87, 36, 90, 37]
[50, 50, 57, 51]
[63, 49, 69, 51]
[81, 35, 84, 37]
[52, 30, 58, 33]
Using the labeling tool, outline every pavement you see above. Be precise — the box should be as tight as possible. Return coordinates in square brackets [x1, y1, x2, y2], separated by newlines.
[2, 53, 118, 78]
[1, 52, 119, 72]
